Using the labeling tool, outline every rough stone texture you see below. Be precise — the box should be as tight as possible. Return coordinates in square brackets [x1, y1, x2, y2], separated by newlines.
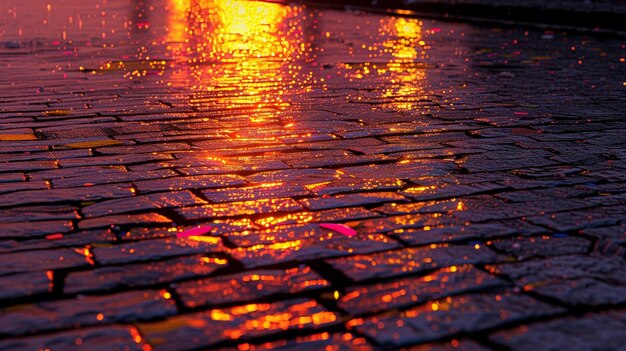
[227, 332, 375, 350]
[338, 265, 507, 315]
[0, 271, 51, 301]
[64, 255, 229, 294]
[230, 233, 401, 268]
[0, 248, 88, 275]
[0, 290, 176, 336]
[327, 244, 498, 282]
[0, 326, 149, 351]
[406, 340, 492, 351]
[352, 293, 563, 347]
[92, 237, 225, 265]
[490, 255, 626, 306]
[176, 265, 329, 308]
[81, 190, 206, 218]
[491, 310, 626, 351]
[138, 298, 338, 350]
[1, 0, 625, 349]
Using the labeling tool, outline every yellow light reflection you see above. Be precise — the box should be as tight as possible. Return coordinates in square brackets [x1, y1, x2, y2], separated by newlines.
[379, 17, 427, 111]
[164, 0, 316, 122]
[343, 16, 428, 111]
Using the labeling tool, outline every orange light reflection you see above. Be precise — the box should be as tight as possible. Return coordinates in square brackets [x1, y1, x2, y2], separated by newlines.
[164, 0, 317, 122]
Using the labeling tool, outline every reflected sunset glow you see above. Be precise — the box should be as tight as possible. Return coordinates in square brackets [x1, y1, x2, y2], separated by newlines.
[164, 0, 314, 120]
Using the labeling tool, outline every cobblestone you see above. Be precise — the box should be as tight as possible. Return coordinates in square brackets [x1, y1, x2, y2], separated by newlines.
[351, 292, 563, 347]
[491, 310, 626, 351]
[64, 254, 229, 294]
[338, 265, 507, 315]
[490, 255, 626, 306]
[225, 332, 374, 350]
[92, 237, 225, 265]
[0, 271, 51, 301]
[1, 0, 625, 349]
[138, 298, 338, 350]
[327, 244, 498, 282]
[0, 290, 176, 337]
[176, 265, 329, 308]
[0, 325, 149, 351]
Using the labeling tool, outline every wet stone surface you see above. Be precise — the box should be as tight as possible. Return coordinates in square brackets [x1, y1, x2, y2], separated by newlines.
[351, 292, 563, 347]
[491, 309, 626, 351]
[0, 0, 625, 349]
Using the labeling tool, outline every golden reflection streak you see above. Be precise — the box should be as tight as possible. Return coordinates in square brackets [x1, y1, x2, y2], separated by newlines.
[343, 16, 428, 111]
[164, 0, 314, 122]
[379, 17, 427, 111]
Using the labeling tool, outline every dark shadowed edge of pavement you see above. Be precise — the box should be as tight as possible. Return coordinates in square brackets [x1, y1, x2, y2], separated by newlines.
[269, 0, 626, 36]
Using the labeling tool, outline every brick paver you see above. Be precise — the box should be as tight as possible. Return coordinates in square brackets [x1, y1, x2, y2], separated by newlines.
[1, 0, 625, 350]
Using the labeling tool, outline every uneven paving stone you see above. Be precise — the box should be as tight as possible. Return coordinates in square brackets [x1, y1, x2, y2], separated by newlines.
[201, 183, 310, 203]
[339, 161, 455, 180]
[0, 160, 57, 173]
[95, 142, 191, 155]
[300, 192, 409, 211]
[493, 186, 598, 203]
[1, 0, 626, 347]
[177, 158, 290, 175]
[52, 169, 180, 188]
[229, 332, 374, 351]
[134, 174, 247, 193]
[460, 154, 557, 173]
[230, 232, 401, 268]
[0, 220, 74, 239]
[28, 165, 127, 181]
[0, 290, 176, 336]
[490, 255, 626, 306]
[581, 223, 626, 245]
[336, 212, 466, 235]
[224, 223, 349, 246]
[138, 298, 339, 350]
[252, 207, 379, 229]
[327, 244, 498, 282]
[177, 265, 329, 308]
[117, 226, 188, 241]
[526, 206, 626, 232]
[77, 212, 172, 230]
[490, 235, 591, 260]
[451, 195, 596, 223]
[404, 340, 492, 351]
[388, 220, 545, 245]
[93, 237, 224, 265]
[0, 248, 88, 275]
[351, 293, 563, 347]
[0, 183, 134, 208]
[372, 198, 460, 216]
[57, 153, 173, 168]
[0, 325, 149, 351]
[0, 271, 51, 301]
[339, 265, 507, 315]
[64, 255, 229, 294]
[491, 310, 626, 351]
[0, 180, 48, 194]
[82, 190, 206, 218]
[245, 168, 344, 185]
[0, 230, 115, 254]
[305, 178, 406, 196]
[282, 151, 389, 168]
[0, 149, 91, 163]
[177, 198, 303, 220]
[0, 204, 79, 223]
[401, 182, 508, 201]
[0, 172, 25, 183]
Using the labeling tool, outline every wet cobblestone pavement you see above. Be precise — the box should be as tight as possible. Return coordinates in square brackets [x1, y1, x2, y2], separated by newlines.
[1, 0, 625, 350]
